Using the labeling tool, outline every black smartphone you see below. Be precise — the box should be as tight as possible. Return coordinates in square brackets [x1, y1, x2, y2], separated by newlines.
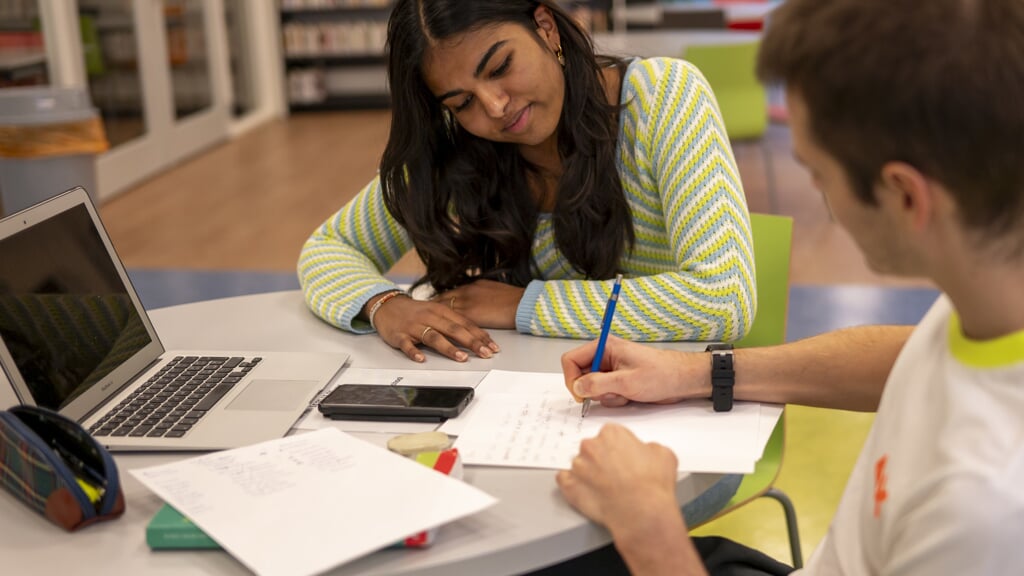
[317, 384, 475, 422]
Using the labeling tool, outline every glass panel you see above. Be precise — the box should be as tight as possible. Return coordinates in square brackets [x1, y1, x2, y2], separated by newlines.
[223, 0, 253, 118]
[0, 0, 48, 87]
[164, 0, 211, 120]
[78, 0, 147, 147]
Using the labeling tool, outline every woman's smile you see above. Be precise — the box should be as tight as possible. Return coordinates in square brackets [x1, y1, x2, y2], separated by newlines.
[504, 104, 532, 133]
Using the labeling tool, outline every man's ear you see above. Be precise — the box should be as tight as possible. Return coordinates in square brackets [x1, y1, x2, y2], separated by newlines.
[533, 5, 561, 51]
[878, 162, 934, 232]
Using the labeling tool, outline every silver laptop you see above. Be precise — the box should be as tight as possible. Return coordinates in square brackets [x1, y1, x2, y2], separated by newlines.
[0, 187, 348, 451]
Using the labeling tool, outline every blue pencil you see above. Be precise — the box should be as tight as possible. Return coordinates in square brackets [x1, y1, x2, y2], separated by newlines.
[582, 273, 623, 418]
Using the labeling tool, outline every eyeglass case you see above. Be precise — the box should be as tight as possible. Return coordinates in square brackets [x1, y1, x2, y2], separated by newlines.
[0, 405, 125, 531]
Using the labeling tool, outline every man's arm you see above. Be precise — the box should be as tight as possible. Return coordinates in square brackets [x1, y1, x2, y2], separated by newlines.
[564, 325, 913, 412]
[730, 325, 911, 411]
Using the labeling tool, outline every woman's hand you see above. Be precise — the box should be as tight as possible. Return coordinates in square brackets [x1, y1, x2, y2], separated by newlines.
[434, 279, 526, 330]
[371, 295, 500, 363]
[561, 336, 711, 407]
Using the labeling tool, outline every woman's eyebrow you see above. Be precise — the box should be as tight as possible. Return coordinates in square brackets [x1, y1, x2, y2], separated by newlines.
[435, 40, 509, 102]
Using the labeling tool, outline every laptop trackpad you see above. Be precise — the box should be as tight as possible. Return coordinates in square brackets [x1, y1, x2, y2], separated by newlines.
[226, 380, 314, 411]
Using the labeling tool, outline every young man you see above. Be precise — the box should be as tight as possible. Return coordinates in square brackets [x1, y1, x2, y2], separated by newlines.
[554, 0, 1024, 574]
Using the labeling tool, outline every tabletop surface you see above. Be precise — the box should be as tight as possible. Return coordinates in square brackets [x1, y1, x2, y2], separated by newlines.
[1, 290, 715, 576]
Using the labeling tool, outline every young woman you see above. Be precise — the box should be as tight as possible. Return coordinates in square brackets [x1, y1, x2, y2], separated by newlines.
[299, 0, 756, 364]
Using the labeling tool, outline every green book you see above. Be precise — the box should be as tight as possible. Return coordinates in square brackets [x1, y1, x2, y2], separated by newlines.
[146, 504, 221, 550]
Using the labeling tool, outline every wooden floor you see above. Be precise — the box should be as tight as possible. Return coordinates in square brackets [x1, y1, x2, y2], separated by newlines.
[100, 111, 932, 288]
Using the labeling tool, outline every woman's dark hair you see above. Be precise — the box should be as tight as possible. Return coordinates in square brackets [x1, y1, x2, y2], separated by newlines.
[381, 0, 633, 292]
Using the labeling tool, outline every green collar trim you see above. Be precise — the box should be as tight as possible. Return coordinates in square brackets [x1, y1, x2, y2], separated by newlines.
[948, 314, 1024, 368]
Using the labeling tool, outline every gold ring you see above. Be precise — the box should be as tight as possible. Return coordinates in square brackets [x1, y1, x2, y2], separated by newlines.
[449, 296, 456, 310]
[420, 326, 434, 340]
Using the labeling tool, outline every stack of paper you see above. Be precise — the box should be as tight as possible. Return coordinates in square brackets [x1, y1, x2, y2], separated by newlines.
[442, 370, 782, 474]
[132, 428, 496, 576]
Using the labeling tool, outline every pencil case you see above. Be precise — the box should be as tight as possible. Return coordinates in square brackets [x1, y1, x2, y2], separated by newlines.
[0, 405, 125, 531]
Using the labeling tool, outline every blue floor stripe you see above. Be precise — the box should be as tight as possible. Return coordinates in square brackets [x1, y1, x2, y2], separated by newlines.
[127, 269, 421, 310]
[127, 269, 300, 310]
[787, 285, 940, 342]
[127, 269, 942, 341]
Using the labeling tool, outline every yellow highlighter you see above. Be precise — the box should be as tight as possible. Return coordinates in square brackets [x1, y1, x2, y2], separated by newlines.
[76, 477, 104, 506]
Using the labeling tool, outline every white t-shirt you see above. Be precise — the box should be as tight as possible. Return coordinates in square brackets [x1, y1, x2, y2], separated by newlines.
[801, 295, 1024, 575]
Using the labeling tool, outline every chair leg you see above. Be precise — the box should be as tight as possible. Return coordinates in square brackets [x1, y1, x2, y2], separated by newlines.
[764, 488, 803, 569]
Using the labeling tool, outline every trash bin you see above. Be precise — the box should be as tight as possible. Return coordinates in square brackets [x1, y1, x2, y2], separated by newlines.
[0, 86, 108, 216]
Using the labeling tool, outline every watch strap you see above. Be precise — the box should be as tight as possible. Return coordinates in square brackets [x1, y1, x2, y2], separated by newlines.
[706, 344, 734, 412]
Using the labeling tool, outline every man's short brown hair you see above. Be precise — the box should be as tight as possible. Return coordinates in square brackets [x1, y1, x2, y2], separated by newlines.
[758, 0, 1024, 243]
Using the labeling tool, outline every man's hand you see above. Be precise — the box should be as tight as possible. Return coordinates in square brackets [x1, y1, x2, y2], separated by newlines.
[557, 424, 706, 576]
[561, 336, 711, 407]
[557, 423, 680, 527]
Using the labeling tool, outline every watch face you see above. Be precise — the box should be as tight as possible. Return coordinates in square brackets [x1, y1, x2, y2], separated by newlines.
[706, 343, 734, 352]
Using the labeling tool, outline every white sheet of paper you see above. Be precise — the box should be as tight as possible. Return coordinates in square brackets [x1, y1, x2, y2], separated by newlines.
[448, 370, 781, 474]
[131, 428, 497, 576]
[437, 369, 559, 436]
[293, 369, 487, 434]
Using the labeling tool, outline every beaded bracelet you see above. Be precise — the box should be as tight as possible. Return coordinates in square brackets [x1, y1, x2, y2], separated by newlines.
[368, 290, 408, 331]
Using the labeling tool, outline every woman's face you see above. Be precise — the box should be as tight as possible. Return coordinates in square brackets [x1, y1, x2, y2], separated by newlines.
[421, 8, 565, 151]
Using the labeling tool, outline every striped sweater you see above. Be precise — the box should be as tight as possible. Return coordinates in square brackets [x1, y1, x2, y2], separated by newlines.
[299, 57, 756, 342]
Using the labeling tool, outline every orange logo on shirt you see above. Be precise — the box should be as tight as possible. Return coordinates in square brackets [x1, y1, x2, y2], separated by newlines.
[874, 455, 889, 518]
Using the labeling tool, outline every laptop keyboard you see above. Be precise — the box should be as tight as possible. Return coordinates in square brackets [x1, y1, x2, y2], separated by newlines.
[89, 355, 261, 439]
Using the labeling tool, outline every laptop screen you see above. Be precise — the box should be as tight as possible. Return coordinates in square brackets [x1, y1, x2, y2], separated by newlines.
[0, 202, 153, 411]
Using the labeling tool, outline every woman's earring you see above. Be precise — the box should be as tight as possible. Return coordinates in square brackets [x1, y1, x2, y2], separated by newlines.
[555, 45, 565, 67]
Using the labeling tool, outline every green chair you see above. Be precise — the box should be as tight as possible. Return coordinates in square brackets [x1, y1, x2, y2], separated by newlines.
[683, 41, 777, 213]
[734, 213, 791, 349]
[695, 213, 802, 568]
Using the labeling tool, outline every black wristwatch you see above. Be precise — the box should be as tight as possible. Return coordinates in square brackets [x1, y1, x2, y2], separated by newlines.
[706, 343, 735, 412]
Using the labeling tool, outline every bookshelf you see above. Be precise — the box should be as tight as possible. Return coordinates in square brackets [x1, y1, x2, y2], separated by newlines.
[280, 0, 392, 111]
[279, 1, 610, 111]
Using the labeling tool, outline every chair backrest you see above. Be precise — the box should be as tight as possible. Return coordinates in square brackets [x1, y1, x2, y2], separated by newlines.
[727, 214, 792, 494]
[735, 213, 792, 348]
[683, 41, 767, 140]
[694, 212, 793, 525]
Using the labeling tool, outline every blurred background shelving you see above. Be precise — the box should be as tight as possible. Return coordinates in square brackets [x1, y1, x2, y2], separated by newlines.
[0, 0, 47, 87]
[0, 1, 285, 202]
[280, 0, 392, 110]
[278, 0, 611, 111]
